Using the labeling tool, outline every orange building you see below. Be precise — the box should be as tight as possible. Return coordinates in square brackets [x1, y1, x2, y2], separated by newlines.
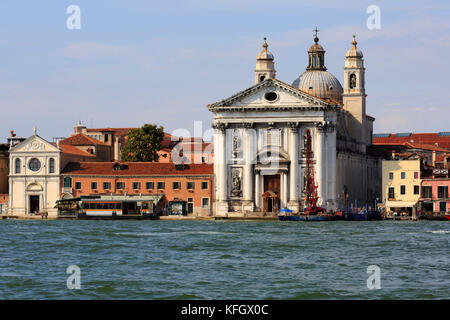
[60, 162, 214, 216]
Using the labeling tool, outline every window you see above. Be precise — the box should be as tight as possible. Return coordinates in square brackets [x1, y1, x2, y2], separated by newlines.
[64, 177, 72, 188]
[104, 134, 108, 142]
[187, 198, 193, 202]
[388, 187, 395, 199]
[172, 182, 181, 190]
[28, 158, 41, 172]
[414, 185, 420, 195]
[146, 182, 154, 189]
[437, 186, 448, 199]
[116, 182, 125, 189]
[132, 182, 141, 190]
[103, 182, 111, 190]
[187, 182, 195, 190]
[389, 172, 394, 180]
[422, 186, 432, 198]
[201, 157, 205, 163]
[75, 182, 82, 190]
[201, 181, 208, 190]
[439, 202, 447, 212]
[202, 198, 209, 208]
[400, 185, 406, 195]
[414, 172, 419, 179]
[91, 182, 97, 190]
[49, 158, 55, 173]
[157, 182, 165, 190]
[15, 158, 21, 174]
[401, 172, 405, 179]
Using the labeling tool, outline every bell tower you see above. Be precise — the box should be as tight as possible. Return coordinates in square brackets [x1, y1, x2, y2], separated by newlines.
[254, 38, 276, 84]
[343, 35, 367, 151]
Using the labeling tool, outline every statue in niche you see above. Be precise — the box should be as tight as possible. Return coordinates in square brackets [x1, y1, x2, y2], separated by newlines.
[231, 169, 242, 197]
[350, 74, 356, 89]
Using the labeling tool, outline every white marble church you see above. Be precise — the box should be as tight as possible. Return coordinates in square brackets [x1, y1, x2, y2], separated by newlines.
[208, 33, 381, 215]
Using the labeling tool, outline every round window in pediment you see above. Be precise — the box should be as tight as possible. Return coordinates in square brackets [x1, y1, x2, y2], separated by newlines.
[264, 91, 278, 102]
[28, 158, 41, 172]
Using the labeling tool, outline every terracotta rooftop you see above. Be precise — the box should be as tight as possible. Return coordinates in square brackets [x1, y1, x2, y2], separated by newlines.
[61, 133, 109, 146]
[373, 133, 450, 149]
[51, 143, 95, 158]
[61, 162, 214, 176]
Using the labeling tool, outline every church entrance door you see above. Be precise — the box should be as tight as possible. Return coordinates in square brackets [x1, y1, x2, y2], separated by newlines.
[29, 195, 40, 214]
[263, 175, 280, 214]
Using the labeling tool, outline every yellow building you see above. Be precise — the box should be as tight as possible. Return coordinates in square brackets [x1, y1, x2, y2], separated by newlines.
[382, 157, 421, 215]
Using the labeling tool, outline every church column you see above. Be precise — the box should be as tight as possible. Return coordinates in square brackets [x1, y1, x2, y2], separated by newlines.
[315, 123, 327, 207]
[213, 123, 228, 215]
[287, 122, 299, 212]
[254, 169, 261, 210]
[326, 122, 337, 210]
[282, 171, 288, 208]
[242, 123, 254, 211]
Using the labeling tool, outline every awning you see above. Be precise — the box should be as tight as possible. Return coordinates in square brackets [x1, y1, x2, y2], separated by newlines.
[386, 201, 418, 208]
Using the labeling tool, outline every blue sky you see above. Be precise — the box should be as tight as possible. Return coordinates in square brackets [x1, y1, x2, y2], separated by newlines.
[0, 0, 449, 141]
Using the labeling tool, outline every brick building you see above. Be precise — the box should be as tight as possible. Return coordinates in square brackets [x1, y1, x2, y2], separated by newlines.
[60, 162, 214, 216]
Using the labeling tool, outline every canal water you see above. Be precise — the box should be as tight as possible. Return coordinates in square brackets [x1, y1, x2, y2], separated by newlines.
[0, 220, 448, 299]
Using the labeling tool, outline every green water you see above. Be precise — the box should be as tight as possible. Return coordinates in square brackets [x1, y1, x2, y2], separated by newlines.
[0, 220, 448, 299]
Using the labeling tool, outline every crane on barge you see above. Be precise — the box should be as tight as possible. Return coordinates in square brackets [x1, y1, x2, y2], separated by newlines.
[303, 129, 325, 215]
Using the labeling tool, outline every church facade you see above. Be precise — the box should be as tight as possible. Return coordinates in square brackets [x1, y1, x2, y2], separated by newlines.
[208, 34, 381, 215]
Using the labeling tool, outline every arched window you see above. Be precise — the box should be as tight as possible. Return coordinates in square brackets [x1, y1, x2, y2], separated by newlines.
[49, 158, 55, 173]
[63, 177, 72, 188]
[259, 75, 266, 82]
[15, 158, 21, 174]
[312, 56, 317, 68]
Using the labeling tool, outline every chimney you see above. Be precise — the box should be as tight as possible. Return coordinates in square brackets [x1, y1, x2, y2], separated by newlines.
[10, 130, 15, 137]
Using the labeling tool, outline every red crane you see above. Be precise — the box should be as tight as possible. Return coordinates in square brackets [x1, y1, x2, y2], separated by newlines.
[304, 129, 324, 215]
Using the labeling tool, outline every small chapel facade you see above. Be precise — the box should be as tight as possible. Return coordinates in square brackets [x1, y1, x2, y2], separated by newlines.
[208, 34, 381, 215]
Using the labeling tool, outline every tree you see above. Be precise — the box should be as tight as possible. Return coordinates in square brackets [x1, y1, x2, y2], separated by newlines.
[120, 124, 165, 162]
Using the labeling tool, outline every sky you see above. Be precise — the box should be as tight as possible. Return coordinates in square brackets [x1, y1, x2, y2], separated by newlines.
[0, 0, 449, 141]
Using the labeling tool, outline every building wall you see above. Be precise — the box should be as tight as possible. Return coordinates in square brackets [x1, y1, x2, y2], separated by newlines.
[0, 152, 8, 194]
[62, 175, 214, 216]
[336, 152, 381, 209]
[382, 159, 421, 212]
[421, 179, 450, 213]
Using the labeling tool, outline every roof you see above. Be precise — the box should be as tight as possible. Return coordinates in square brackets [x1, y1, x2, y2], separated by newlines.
[61, 162, 214, 176]
[61, 133, 109, 146]
[86, 128, 134, 137]
[207, 78, 340, 111]
[51, 143, 95, 158]
[373, 133, 450, 149]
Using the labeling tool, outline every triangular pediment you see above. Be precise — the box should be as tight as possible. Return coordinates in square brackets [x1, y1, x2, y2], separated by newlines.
[207, 78, 338, 111]
[9, 135, 60, 153]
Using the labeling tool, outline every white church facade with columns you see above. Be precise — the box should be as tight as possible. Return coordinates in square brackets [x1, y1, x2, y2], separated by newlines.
[208, 33, 381, 216]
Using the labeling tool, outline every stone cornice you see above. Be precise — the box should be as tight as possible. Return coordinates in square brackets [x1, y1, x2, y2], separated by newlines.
[207, 78, 340, 112]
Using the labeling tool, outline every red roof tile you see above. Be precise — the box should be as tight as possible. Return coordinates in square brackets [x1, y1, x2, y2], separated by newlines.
[51, 143, 95, 157]
[373, 133, 450, 149]
[61, 162, 213, 176]
[61, 133, 109, 146]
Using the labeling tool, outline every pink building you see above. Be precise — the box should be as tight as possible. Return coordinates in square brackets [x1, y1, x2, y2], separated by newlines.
[420, 169, 449, 213]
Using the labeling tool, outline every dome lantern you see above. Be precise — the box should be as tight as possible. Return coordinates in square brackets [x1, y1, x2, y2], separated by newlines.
[307, 27, 327, 71]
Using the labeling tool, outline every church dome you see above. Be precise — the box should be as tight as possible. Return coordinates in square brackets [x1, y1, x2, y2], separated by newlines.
[292, 70, 343, 102]
[291, 30, 343, 103]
